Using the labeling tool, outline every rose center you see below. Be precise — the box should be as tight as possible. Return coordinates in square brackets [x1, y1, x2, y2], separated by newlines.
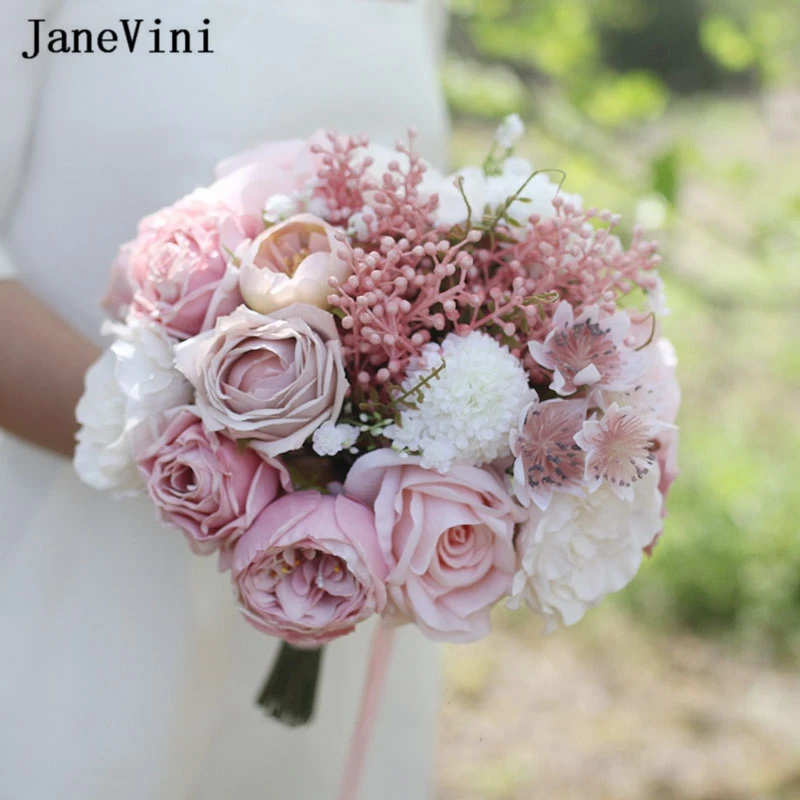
[439, 525, 474, 560]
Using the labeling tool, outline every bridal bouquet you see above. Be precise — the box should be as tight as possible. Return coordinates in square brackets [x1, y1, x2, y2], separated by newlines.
[75, 117, 679, 730]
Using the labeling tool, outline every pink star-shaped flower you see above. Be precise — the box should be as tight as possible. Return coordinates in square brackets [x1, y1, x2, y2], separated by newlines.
[511, 396, 588, 510]
[529, 301, 643, 396]
[574, 402, 675, 501]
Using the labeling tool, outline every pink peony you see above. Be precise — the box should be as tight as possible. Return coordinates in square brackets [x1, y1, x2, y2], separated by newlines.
[231, 491, 388, 647]
[344, 450, 525, 643]
[120, 193, 260, 340]
[135, 407, 287, 561]
[174, 303, 347, 458]
[239, 214, 353, 315]
[211, 134, 326, 218]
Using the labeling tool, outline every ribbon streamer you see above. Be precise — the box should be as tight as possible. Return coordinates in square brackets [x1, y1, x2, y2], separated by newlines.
[337, 624, 396, 800]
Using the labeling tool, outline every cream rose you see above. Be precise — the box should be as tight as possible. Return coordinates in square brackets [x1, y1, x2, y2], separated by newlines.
[239, 214, 353, 314]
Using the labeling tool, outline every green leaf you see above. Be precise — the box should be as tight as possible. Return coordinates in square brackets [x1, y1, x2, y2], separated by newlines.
[700, 14, 756, 73]
[650, 148, 681, 208]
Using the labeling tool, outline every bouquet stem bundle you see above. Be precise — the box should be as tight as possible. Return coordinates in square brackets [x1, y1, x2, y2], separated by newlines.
[257, 643, 324, 726]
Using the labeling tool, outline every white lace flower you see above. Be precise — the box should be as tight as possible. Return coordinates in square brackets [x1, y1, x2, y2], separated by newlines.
[507, 465, 663, 632]
[386, 331, 533, 471]
[74, 350, 143, 493]
[263, 193, 298, 221]
[347, 206, 378, 241]
[107, 319, 193, 425]
[495, 113, 525, 149]
[312, 421, 360, 457]
[434, 157, 582, 230]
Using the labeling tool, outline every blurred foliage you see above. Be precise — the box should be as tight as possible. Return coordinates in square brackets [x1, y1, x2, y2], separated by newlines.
[445, 0, 800, 657]
[445, 0, 800, 126]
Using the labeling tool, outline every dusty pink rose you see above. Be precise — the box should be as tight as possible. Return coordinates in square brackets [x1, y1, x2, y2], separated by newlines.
[344, 450, 526, 643]
[120, 192, 260, 340]
[232, 491, 388, 647]
[239, 214, 353, 314]
[211, 133, 326, 217]
[174, 303, 347, 457]
[135, 407, 287, 561]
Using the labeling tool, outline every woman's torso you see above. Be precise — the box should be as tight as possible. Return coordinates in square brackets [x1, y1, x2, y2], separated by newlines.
[0, 3, 447, 797]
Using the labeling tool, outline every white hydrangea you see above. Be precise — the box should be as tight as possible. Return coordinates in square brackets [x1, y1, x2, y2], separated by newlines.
[74, 350, 143, 493]
[507, 466, 663, 632]
[75, 320, 192, 492]
[435, 157, 583, 231]
[312, 421, 360, 457]
[495, 113, 525, 149]
[385, 331, 533, 472]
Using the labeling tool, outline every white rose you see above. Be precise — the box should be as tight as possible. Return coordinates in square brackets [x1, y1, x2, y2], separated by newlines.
[508, 465, 663, 631]
[107, 319, 192, 424]
[75, 320, 192, 492]
[74, 350, 142, 492]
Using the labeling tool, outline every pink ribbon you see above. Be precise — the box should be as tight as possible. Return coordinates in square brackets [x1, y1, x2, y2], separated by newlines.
[337, 624, 396, 800]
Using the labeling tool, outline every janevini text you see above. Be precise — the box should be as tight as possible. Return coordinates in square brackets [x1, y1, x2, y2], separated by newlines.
[22, 18, 213, 60]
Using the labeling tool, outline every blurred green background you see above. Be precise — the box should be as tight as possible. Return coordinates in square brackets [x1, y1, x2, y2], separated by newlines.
[437, 1, 800, 797]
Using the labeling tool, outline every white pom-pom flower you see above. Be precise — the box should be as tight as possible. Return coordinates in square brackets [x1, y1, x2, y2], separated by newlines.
[312, 421, 360, 457]
[507, 465, 663, 632]
[75, 320, 192, 492]
[385, 331, 533, 472]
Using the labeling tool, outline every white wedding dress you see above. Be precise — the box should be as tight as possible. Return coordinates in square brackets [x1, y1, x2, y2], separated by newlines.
[0, 2, 448, 798]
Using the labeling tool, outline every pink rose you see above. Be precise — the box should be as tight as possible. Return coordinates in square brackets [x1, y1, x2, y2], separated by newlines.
[211, 133, 326, 218]
[239, 214, 353, 314]
[232, 491, 388, 647]
[174, 304, 347, 457]
[121, 193, 260, 340]
[344, 450, 526, 643]
[135, 407, 287, 562]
